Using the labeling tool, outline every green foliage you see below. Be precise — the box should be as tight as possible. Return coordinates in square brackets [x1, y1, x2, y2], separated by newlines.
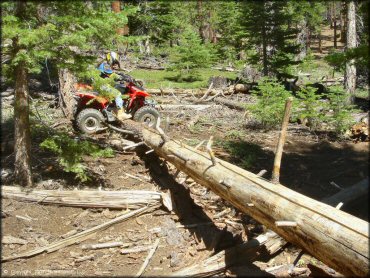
[168, 27, 217, 80]
[326, 86, 358, 135]
[325, 45, 370, 73]
[240, 1, 301, 76]
[130, 68, 236, 89]
[81, 69, 121, 103]
[1, 1, 137, 81]
[40, 134, 114, 182]
[247, 78, 292, 129]
[292, 86, 329, 131]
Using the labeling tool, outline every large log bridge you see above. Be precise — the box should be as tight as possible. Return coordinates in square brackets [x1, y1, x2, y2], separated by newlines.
[141, 126, 369, 277]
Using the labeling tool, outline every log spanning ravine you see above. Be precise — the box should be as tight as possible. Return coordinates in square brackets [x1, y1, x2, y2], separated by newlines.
[140, 126, 369, 277]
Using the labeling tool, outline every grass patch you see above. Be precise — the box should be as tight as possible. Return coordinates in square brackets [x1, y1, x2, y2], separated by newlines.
[130, 68, 237, 89]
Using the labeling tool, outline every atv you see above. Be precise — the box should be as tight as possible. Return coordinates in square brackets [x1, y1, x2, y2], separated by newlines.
[73, 74, 159, 134]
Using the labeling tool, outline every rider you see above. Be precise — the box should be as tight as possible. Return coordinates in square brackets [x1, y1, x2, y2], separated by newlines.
[97, 51, 131, 121]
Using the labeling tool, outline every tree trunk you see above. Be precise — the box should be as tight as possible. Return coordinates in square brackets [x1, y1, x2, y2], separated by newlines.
[14, 61, 33, 187]
[140, 127, 369, 277]
[58, 68, 76, 119]
[318, 31, 322, 53]
[262, 20, 268, 76]
[340, 2, 347, 43]
[306, 28, 311, 49]
[333, 2, 337, 48]
[344, 0, 356, 103]
[112, 1, 128, 35]
[13, 2, 33, 188]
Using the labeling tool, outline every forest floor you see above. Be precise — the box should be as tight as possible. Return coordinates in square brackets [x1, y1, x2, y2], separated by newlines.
[1, 24, 369, 278]
[1, 89, 368, 277]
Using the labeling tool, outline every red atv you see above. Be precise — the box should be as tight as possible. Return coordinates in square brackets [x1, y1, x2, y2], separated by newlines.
[73, 74, 159, 134]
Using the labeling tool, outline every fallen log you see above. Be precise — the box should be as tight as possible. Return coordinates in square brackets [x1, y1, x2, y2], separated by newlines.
[141, 127, 369, 277]
[171, 177, 367, 277]
[2, 187, 163, 209]
[323, 178, 369, 206]
[213, 97, 246, 111]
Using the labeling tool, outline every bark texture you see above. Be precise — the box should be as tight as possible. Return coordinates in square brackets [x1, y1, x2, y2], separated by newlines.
[13, 1, 33, 187]
[58, 68, 76, 119]
[14, 62, 33, 187]
[344, 1, 357, 102]
[141, 127, 369, 277]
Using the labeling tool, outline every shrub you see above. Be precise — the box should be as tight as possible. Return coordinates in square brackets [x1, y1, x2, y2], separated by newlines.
[247, 78, 292, 129]
[326, 86, 358, 135]
[292, 86, 330, 131]
[40, 133, 114, 182]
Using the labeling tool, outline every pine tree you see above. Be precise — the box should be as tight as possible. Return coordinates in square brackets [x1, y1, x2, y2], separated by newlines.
[240, 1, 301, 77]
[168, 27, 216, 80]
[1, 1, 136, 187]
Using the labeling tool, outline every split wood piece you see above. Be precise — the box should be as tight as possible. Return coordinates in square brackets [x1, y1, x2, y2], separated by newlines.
[147, 88, 206, 96]
[204, 90, 225, 102]
[82, 241, 130, 250]
[171, 231, 285, 277]
[271, 97, 293, 184]
[1, 205, 156, 262]
[159, 104, 219, 111]
[155, 117, 169, 143]
[2, 235, 28, 245]
[121, 245, 153, 254]
[206, 136, 217, 166]
[257, 169, 267, 177]
[2, 187, 162, 209]
[198, 82, 214, 101]
[122, 142, 145, 151]
[104, 122, 135, 135]
[141, 127, 369, 277]
[213, 97, 246, 111]
[134, 238, 160, 277]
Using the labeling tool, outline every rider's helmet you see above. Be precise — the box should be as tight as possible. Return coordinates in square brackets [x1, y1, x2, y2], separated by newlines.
[97, 62, 113, 76]
[106, 51, 120, 67]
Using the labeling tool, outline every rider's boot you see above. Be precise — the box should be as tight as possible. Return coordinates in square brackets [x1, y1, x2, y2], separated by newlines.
[115, 108, 132, 121]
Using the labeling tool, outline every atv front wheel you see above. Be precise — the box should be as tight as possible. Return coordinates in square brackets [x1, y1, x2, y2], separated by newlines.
[133, 106, 159, 128]
[76, 108, 105, 134]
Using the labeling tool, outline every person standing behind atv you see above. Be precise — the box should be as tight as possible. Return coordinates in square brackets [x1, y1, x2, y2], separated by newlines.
[97, 51, 131, 121]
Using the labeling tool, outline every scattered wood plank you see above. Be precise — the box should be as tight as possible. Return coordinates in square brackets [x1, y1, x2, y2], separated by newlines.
[2, 235, 28, 245]
[134, 238, 160, 277]
[2, 187, 162, 209]
[171, 231, 285, 277]
[82, 241, 129, 250]
[120, 245, 153, 254]
[1, 205, 157, 262]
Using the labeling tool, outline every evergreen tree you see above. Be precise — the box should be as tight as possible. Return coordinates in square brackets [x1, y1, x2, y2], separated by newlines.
[1, 1, 136, 187]
[168, 27, 216, 80]
[241, 1, 301, 77]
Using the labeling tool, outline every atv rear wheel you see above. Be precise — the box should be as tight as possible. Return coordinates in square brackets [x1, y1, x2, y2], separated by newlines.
[76, 108, 105, 134]
[133, 106, 159, 128]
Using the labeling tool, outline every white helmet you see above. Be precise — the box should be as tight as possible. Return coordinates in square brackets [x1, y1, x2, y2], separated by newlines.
[106, 51, 119, 66]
